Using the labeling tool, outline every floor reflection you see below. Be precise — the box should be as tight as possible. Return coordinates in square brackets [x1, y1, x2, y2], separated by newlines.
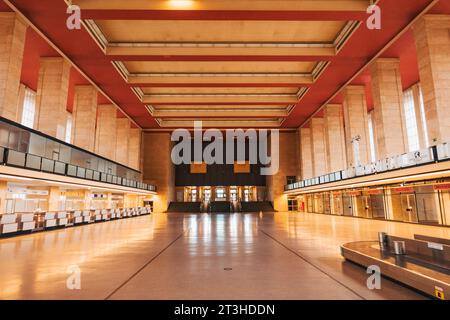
[186, 214, 257, 257]
[0, 211, 447, 299]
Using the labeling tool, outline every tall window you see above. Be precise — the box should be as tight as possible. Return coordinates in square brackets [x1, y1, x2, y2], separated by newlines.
[20, 87, 36, 129]
[367, 112, 377, 163]
[65, 113, 73, 143]
[403, 88, 420, 152]
[418, 86, 429, 147]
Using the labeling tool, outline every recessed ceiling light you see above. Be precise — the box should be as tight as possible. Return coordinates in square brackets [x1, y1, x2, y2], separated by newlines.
[169, 0, 194, 9]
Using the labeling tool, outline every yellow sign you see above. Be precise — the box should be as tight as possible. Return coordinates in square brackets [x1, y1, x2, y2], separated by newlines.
[435, 287, 445, 300]
[234, 162, 250, 173]
[190, 163, 207, 174]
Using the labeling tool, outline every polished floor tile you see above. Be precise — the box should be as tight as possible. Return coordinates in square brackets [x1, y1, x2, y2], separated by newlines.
[1, 212, 447, 300]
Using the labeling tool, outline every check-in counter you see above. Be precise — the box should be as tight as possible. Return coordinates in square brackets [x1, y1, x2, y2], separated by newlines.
[73, 210, 83, 224]
[18, 212, 35, 231]
[0, 214, 18, 234]
[1, 206, 150, 237]
[94, 209, 102, 221]
[44, 212, 57, 228]
[82, 210, 92, 223]
[101, 209, 110, 221]
[57, 211, 68, 227]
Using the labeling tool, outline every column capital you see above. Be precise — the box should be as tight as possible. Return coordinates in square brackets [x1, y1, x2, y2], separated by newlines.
[344, 85, 366, 94]
[415, 14, 450, 27]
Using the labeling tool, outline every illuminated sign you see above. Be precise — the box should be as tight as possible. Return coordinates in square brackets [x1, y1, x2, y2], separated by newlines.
[434, 184, 450, 191]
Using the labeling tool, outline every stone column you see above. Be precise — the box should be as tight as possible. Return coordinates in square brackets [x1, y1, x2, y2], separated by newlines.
[48, 186, 60, 212]
[299, 127, 313, 179]
[0, 180, 7, 214]
[311, 118, 328, 176]
[412, 15, 450, 145]
[115, 118, 130, 166]
[142, 132, 175, 213]
[266, 131, 299, 212]
[324, 104, 347, 172]
[72, 85, 97, 151]
[370, 58, 408, 158]
[128, 127, 142, 171]
[342, 85, 371, 166]
[0, 13, 27, 121]
[95, 104, 117, 160]
[35, 57, 71, 140]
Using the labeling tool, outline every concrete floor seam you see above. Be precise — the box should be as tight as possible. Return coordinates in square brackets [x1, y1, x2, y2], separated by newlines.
[258, 228, 366, 300]
[104, 228, 189, 300]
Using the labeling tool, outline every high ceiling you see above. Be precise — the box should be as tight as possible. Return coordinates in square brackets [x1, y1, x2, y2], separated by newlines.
[3, 0, 444, 129]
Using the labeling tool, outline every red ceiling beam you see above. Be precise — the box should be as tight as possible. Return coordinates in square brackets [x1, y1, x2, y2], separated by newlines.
[80, 10, 367, 21]
[136, 83, 306, 88]
[109, 56, 334, 62]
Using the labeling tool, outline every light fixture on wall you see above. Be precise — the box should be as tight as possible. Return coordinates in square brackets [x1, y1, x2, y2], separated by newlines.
[168, 0, 194, 9]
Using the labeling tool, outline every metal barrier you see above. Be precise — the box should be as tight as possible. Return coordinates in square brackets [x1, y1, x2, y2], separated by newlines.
[285, 143, 449, 192]
[0, 117, 156, 192]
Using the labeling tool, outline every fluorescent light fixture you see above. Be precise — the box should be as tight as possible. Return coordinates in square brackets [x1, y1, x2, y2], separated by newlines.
[0, 174, 34, 181]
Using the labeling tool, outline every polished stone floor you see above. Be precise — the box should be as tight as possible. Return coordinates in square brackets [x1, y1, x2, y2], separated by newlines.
[1, 212, 449, 300]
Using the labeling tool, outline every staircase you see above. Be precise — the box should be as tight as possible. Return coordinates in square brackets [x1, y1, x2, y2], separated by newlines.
[167, 202, 202, 213]
[240, 201, 274, 213]
[208, 201, 232, 213]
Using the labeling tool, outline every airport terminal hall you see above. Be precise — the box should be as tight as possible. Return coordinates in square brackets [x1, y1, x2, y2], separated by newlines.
[1, 0, 450, 305]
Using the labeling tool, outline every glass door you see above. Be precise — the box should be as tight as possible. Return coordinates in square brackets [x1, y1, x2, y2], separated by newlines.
[244, 188, 250, 202]
[323, 193, 331, 214]
[370, 194, 386, 219]
[356, 195, 370, 218]
[400, 194, 418, 223]
[332, 194, 343, 215]
[204, 189, 211, 202]
[191, 189, 197, 202]
[342, 195, 353, 216]
[215, 187, 226, 201]
[415, 186, 440, 225]
[306, 195, 314, 212]
[229, 187, 237, 202]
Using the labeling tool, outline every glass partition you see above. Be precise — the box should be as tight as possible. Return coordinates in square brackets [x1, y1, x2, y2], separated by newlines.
[0, 117, 155, 192]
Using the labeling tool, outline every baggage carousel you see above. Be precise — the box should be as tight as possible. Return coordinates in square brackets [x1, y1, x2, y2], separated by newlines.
[341, 233, 450, 300]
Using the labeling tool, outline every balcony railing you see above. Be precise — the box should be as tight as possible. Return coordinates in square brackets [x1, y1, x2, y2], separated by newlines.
[0, 117, 156, 192]
[285, 143, 450, 192]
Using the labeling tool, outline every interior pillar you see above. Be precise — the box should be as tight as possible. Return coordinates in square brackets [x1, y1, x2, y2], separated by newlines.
[299, 127, 313, 179]
[342, 85, 371, 167]
[128, 127, 142, 171]
[0, 13, 27, 121]
[412, 15, 450, 145]
[35, 57, 71, 140]
[95, 104, 117, 160]
[116, 118, 130, 166]
[370, 58, 408, 158]
[72, 85, 98, 151]
[311, 118, 328, 176]
[324, 104, 347, 172]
